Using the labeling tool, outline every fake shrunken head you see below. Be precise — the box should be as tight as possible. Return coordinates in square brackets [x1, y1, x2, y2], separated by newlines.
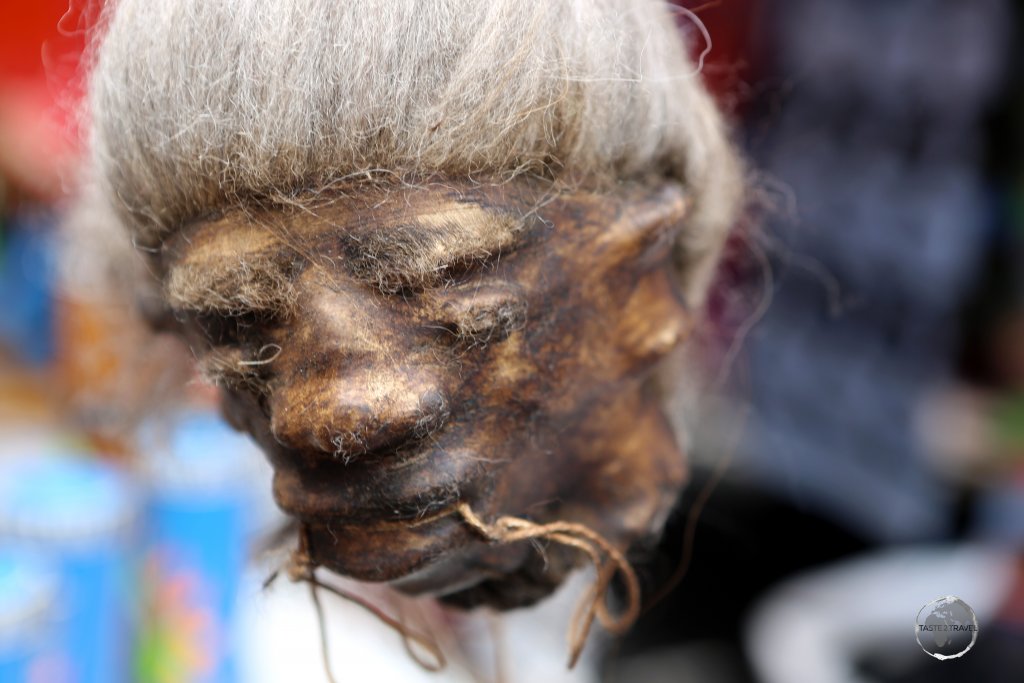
[82, 0, 742, 655]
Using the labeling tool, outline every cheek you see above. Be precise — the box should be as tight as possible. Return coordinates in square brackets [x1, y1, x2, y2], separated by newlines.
[505, 269, 688, 406]
[215, 386, 293, 470]
[216, 384, 270, 432]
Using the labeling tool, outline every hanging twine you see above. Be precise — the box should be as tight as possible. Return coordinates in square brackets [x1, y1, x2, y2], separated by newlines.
[456, 502, 641, 668]
[277, 507, 640, 677]
[282, 524, 447, 682]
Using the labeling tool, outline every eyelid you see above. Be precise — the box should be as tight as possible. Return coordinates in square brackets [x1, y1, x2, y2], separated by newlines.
[189, 309, 272, 347]
[334, 209, 522, 293]
[428, 280, 527, 343]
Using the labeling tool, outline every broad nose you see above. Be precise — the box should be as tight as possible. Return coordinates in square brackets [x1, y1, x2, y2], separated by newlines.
[269, 365, 449, 460]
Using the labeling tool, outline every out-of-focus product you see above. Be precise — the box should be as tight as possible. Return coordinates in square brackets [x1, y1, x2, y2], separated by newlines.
[0, 212, 56, 365]
[0, 547, 60, 682]
[0, 454, 137, 683]
[734, 0, 1010, 542]
[137, 411, 263, 683]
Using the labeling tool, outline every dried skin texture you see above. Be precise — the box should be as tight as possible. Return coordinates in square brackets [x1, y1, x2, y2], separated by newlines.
[159, 178, 692, 609]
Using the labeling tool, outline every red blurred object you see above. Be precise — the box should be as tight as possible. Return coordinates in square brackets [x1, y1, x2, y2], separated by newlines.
[0, 3, 74, 83]
[671, 0, 757, 111]
[0, 1, 99, 205]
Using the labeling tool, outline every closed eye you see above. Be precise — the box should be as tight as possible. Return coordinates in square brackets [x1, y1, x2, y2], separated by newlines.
[428, 280, 527, 346]
[189, 309, 274, 346]
[332, 203, 522, 295]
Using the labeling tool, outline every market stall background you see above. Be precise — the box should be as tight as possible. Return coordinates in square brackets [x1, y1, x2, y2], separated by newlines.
[1, 2, 1022, 682]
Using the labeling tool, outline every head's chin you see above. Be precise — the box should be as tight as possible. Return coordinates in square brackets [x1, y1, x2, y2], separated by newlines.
[296, 505, 581, 609]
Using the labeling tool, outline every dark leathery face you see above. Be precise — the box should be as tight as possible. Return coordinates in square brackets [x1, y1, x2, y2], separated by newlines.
[157, 178, 693, 609]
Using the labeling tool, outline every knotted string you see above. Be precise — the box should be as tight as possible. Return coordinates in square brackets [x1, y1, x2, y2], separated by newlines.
[274, 509, 640, 676]
[456, 503, 641, 668]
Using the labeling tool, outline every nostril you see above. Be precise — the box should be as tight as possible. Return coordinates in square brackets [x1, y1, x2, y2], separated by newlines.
[268, 394, 334, 452]
[327, 388, 450, 460]
[328, 430, 370, 463]
[413, 389, 450, 440]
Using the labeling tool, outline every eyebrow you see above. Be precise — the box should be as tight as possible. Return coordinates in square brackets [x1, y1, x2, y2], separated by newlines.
[164, 199, 522, 311]
[338, 202, 523, 292]
[163, 210, 298, 315]
[165, 252, 295, 316]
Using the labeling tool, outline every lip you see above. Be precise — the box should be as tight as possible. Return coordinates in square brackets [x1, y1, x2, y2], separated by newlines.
[390, 533, 534, 596]
[271, 443, 490, 523]
[301, 507, 477, 582]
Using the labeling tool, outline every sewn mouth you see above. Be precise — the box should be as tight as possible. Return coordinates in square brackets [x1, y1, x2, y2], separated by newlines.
[271, 444, 488, 524]
[302, 506, 477, 582]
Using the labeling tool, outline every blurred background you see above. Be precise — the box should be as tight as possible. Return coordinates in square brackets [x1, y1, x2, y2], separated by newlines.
[0, 1, 1022, 682]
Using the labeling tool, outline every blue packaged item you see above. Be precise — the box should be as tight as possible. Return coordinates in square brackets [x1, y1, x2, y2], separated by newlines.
[0, 547, 61, 682]
[137, 411, 262, 683]
[0, 454, 136, 683]
[0, 212, 57, 365]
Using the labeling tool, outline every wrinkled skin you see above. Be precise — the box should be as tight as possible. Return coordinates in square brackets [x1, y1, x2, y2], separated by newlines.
[157, 178, 692, 608]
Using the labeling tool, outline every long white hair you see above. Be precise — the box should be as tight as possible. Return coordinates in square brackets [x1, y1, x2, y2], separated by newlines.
[84, 0, 742, 303]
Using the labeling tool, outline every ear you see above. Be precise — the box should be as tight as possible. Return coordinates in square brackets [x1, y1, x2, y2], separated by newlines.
[597, 182, 690, 269]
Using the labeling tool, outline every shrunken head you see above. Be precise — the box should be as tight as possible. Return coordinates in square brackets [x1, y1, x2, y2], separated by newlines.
[159, 178, 693, 606]
[81, 0, 743, 610]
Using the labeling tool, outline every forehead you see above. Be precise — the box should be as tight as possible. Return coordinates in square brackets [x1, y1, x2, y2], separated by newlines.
[163, 182, 534, 268]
